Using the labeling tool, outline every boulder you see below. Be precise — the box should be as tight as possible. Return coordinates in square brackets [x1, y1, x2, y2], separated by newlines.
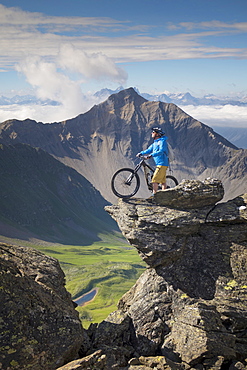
[0, 243, 89, 370]
[56, 350, 107, 369]
[153, 178, 224, 208]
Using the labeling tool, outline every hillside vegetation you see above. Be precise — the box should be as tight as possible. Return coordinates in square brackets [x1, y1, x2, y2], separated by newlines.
[42, 240, 145, 327]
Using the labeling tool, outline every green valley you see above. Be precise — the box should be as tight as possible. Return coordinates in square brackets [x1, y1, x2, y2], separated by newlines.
[0, 234, 145, 328]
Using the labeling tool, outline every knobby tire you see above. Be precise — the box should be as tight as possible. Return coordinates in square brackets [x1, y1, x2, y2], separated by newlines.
[111, 168, 140, 198]
[166, 175, 178, 188]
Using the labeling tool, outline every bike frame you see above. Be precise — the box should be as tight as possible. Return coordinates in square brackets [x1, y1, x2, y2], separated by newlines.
[127, 157, 155, 190]
[134, 157, 176, 191]
[133, 158, 155, 175]
[125, 158, 152, 186]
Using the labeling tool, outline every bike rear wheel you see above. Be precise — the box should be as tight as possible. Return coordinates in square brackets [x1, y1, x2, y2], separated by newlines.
[111, 168, 140, 198]
[145, 170, 178, 191]
[166, 175, 178, 188]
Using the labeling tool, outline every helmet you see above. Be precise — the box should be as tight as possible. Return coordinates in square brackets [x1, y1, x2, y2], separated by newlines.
[151, 127, 165, 136]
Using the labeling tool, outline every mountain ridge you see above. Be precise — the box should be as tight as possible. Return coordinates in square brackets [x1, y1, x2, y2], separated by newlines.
[2, 87, 247, 148]
[3, 87, 246, 107]
[0, 87, 246, 205]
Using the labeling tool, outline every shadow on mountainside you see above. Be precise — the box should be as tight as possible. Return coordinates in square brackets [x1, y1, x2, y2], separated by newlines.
[0, 143, 118, 246]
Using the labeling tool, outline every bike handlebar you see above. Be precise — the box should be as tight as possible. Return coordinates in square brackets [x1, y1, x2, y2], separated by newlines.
[136, 153, 151, 159]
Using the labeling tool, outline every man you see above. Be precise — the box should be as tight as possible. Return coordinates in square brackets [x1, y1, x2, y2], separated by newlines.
[137, 127, 169, 194]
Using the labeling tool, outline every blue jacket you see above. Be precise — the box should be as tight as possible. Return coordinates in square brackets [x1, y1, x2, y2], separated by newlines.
[140, 136, 169, 166]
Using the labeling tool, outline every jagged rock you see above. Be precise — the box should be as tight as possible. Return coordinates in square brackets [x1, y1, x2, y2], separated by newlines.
[56, 350, 107, 369]
[228, 361, 247, 370]
[100, 182, 247, 368]
[153, 178, 224, 208]
[202, 356, 225, 370]
[92, 310, 136, 354]
[0, 243, 89, 370]
[164, 302, 235, 364]
[57, 346, 131, 369]
[128, 355, 184, 370]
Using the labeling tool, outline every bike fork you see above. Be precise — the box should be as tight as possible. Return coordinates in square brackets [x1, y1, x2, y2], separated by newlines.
[125, 173, 135, 185]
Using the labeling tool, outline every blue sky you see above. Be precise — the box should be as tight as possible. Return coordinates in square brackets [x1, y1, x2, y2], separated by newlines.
[0, 0, 247, 125]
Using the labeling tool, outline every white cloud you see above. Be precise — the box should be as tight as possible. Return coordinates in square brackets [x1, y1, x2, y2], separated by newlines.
[58, 44, 127, 83]
[15, 56, 85, 113]
[0, 4, 125, 28]
[11, 44, 127, 122]
[1, 3, 247, 70]
[180, 104, 247, 128]
[178, 21, 247, 32]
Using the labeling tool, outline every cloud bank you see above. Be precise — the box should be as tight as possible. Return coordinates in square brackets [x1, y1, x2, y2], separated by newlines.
[0, 99, 99, 123]
[181, 104, 247, 129]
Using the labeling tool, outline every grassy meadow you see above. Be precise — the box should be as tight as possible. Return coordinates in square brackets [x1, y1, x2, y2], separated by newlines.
[1, 233, 145, 328]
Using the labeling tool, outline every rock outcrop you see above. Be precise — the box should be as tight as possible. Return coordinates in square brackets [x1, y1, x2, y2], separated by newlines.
[70, 179, 247, 369]
[0, 243, 90, 370]
[2, 178, 247, 370]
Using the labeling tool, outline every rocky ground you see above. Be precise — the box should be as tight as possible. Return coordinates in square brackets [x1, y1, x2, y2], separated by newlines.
[0, 244, 89, 369]
[1, 178, 247, 370]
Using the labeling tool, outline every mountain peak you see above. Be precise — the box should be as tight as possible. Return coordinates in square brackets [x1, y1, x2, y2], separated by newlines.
[108, 87, 147, 106]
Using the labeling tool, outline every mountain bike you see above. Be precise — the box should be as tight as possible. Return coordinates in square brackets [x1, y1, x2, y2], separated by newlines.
[111, 156, 178, 198]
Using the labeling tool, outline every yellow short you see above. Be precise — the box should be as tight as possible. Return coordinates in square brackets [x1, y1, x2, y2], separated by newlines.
[152, 166, 168, 184]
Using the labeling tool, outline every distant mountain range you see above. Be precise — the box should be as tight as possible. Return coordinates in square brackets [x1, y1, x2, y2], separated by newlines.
[2, 87, 246, 107]
[0, 94, 60, 106]
[94, 86, 247, 107]
[95, 87, 247, 150]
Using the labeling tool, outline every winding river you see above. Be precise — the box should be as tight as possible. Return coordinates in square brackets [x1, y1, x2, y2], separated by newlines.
[74, 287, 98, 306]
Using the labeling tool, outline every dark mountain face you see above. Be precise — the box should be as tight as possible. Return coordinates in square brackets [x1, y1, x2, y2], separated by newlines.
[0, 87, 246, 203]
[0, 143, 117, 244]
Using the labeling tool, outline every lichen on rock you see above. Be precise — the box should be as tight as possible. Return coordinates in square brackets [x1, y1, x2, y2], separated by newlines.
[0, 243, 89, 370]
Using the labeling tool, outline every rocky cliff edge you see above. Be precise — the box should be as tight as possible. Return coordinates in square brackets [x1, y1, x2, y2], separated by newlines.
[68, 178, 247, 370]
[2, 178, 247, 370]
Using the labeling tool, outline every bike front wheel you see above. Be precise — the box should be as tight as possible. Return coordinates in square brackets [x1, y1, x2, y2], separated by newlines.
[111, 168, 140, 198]
[166, 175, 178, 188]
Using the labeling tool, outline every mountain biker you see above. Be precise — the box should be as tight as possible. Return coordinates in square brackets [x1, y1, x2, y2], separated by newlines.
[136, 127, 169, 194]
